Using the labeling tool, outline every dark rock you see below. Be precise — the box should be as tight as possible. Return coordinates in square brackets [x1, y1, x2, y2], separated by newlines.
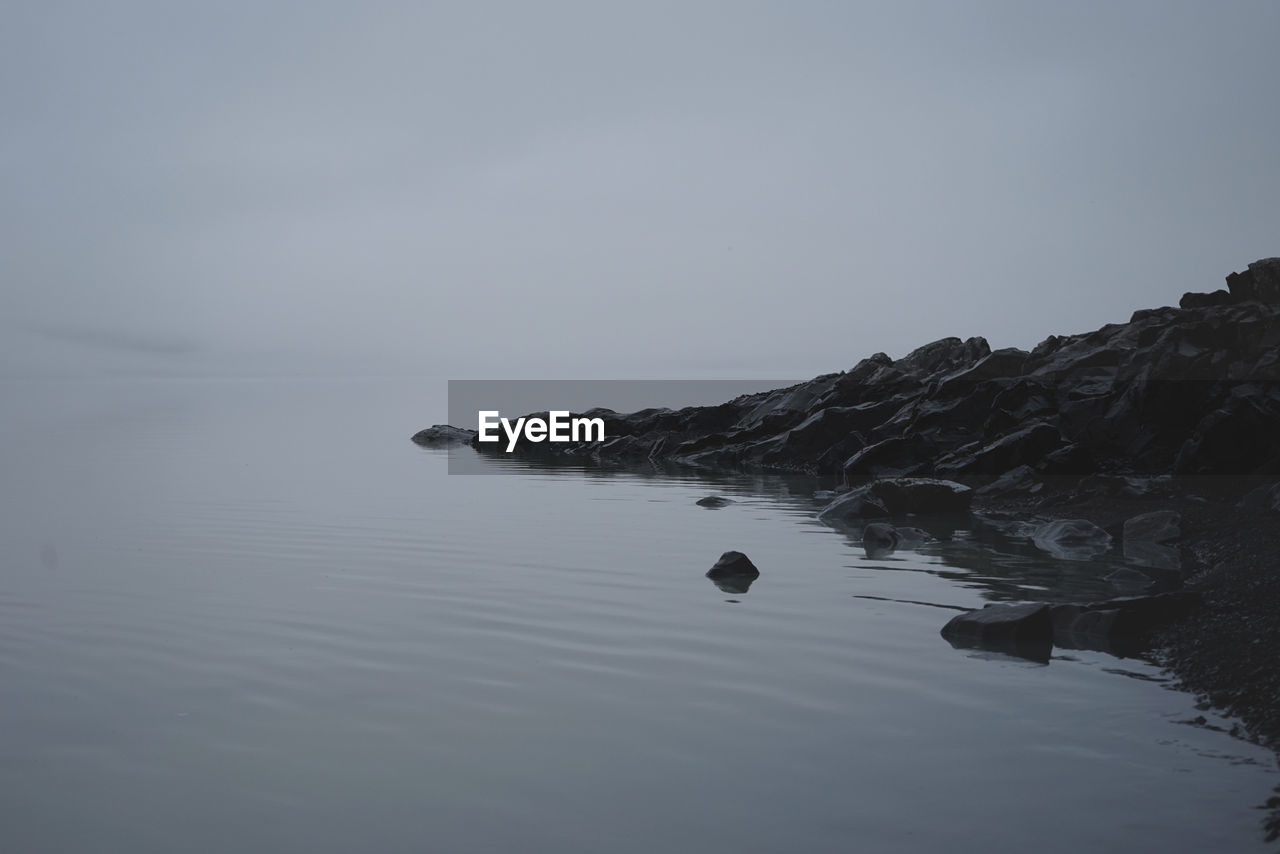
[1180, 290, 1235, 309]
[1123, 510, 1180, 543]
[861, 522, 900, 555]
[816, 486, 891, 522]
[976, 465, 1039, 496]
[942, 603, 1054, 646]
[411, 425, 477, 447]
[696, 496, 734, 508]
[1031, 519, 1112, 560]
[936, 421, 1064, 476]
[705, 551, 760, 583]
[1226, 258, 1280, 304]
[865, 478, 973, 514]
[1239, 482, 1280, 513]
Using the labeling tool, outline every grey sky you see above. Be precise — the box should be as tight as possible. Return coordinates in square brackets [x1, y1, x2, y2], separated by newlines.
[3, 1, 1278, 379]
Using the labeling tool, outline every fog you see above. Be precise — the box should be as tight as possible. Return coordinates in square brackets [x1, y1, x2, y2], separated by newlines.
[4, 1, 1278, 380]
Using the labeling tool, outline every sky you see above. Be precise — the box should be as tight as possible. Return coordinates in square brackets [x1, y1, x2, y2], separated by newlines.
[3, 0, 1279, 380]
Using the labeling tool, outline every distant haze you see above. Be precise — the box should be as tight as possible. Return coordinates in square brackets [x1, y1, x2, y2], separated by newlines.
[4, 1, 1278, 379]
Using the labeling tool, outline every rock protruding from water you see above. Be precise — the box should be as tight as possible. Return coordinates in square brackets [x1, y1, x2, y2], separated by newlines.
[696, 496, 734, 508]
[705, 550, 759, 590]
[818, 478, 972, 523]
[411, 425, 477, 447]
[1031, 519, 1113, 561]
[860, 522, 931, 556]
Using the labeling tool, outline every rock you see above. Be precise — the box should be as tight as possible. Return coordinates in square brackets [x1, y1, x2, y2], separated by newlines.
[816, 486, 891, 522]
[696, 496, 734, 508]
[936, 421, 1063, 476]
[1239, 482, 1280, 513]
[444, 259, 1280, 484]
[705, 551, 760, 588]
[1180, 290, 1235, 309]
[1123, 510, 1180, 543]
[1031, 519, 1113, 561]
[1105, 568, 1155, 591]
[861, 522, 900, 555]
[866, 478, 973, 514]
[891, 526, 931, 548]
[1122, 540, 1181, 572]
[941, 603, 1054, 661]
[411, 425, 477, 447]
[1226, 258, 1280, 304]
[976, 465, 1038, 496]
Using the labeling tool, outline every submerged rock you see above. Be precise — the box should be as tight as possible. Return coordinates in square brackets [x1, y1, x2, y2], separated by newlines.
[696, 496, 734, 508]
[1031, 519, 1113, 561]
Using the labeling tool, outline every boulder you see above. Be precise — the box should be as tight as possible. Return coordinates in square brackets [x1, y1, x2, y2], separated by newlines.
[866, 478, 973, 514]
[861, 522, 900, 555]
[1122, 510, 1180, 543]
[1031, 519, 1113, 561]
[1226, 258, 1280, 304]
[816, 486, 891, 522]
[411, 425, 477, 447]
[1179, 290, 1235, 309]
[705, 551, 760, 592]
[942, 603, 1054, 660]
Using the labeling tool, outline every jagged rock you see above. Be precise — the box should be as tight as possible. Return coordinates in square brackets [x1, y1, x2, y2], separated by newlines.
[1226, 258, 1280, 304]
[1123, 510, 1181, 543]
[816, 485, 890, 522]
[1180, 290, 1235, 309]
[411, 425, 477, 447]
[1031, 519, 1113, 561]
[866, 478, 973, 514]
[936, 421, 1063, 476]
[696, 496, 734, 508]
[443, 260, 1280, 483]
[976, 465, 1039, 496]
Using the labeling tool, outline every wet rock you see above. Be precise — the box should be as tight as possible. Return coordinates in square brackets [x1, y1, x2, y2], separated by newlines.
[891, 526, 931, 548]
[1123, 510, 1180, 543]
[864, 478, 973, 515]
[942, 603, 1054, 649]
[861, 522, 900, 556]
[1031, 519, 1113, 561]
[705, 551, 760, 590]
[816, 486, 891, 522]
[696, 496, 734, 508]
[411, 425, 477, 447]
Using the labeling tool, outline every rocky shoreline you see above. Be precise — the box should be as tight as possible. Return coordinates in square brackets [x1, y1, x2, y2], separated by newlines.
[415, 259, 1280, 822]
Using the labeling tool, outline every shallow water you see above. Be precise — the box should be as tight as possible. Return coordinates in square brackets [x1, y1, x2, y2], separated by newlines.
[0, 378, 1275, 852]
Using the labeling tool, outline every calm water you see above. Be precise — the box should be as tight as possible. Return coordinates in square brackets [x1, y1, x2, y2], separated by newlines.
[0, 378, 1275, 853]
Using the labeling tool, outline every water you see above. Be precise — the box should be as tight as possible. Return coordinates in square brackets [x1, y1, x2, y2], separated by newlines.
[0, 378, 1275, 852]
